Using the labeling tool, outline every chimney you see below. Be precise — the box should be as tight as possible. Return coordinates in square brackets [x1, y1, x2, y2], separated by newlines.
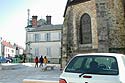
[32, 16, 38, 27]
[46, 15, 51, 25]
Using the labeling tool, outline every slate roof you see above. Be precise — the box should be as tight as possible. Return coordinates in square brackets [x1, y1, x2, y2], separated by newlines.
[27, 24, 62, 32]
[68, 0, 90, 5]
[64, 0, 90, 17]
[64, 0, 125, 17]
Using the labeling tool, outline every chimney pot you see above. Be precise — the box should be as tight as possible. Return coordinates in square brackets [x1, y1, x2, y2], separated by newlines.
[46, 15, 51, 25]
[32, 16, 38, 27]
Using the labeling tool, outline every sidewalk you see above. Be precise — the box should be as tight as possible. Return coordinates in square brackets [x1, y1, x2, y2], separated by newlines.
[0, 63, 23, 70]
[0, 63, 62, 83]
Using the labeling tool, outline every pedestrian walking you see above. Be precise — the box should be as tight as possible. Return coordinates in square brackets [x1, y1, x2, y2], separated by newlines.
[34, 56, 39, 68]
[39, 55, 43, 67]
[43, 56, 48, 66]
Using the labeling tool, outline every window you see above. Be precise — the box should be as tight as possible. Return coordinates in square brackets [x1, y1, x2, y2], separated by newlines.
[28, 34, 34, 41]
[59, 32, 61, 40]
[34, 34, 41, 42]
[35, 48, 39, 56]
[79, 13, 92, 44]
[41, 33, 45, 41]
[45, 33, 51, 41]
[46, 47, 51, 57]
[11, 50, 14, 53]
[65, 56, 118, 75]
[51, 32, 61, 41]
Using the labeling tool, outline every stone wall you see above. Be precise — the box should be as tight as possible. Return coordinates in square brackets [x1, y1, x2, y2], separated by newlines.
[73, 0, 98, 50]
[62, 0, 98, 68]
[61, 0, 125, 68]
[95, 0, 125, 53]
[64, 0, 99, 53]
[107, 0, 125, 48]
[95, 0, 109, 52]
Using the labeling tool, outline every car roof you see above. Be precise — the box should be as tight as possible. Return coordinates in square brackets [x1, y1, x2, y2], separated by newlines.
[76, 53, 125, 57]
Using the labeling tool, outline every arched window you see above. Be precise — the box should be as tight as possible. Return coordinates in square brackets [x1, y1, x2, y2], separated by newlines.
[79, 13, 92, 44]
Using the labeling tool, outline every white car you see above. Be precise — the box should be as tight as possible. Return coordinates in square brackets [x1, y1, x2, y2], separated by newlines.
[59, 53, 125, 83]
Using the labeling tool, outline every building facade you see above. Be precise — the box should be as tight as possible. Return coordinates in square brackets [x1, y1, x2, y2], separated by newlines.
[13, 44, 24, 56]
[0, 40, 24, 58]
[25, 16, 62, 63]
[2, 41, 16, 58]
[61, 0, 125, 67]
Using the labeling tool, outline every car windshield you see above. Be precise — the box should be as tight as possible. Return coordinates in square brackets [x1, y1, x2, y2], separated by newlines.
[65, 55, 119, 75]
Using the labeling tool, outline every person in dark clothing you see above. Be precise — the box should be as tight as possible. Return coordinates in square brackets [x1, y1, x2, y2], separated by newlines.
[22, 53, 26, 63]
[39, 55, 43, 67]
[34, 56, 39, 68]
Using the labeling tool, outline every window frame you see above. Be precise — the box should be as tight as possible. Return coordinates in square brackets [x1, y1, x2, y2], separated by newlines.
[79, 13, 92, 44]
[65, 55, 119, 75]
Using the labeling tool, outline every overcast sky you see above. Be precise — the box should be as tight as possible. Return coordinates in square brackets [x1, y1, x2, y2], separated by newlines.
[0, 0, 67, 48]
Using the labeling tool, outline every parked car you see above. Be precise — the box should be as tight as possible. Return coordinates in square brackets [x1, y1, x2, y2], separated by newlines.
[59, 53, 125, 83]
[0, 56, 12, 63]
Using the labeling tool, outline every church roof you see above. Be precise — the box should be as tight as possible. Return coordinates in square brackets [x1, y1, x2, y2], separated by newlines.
[69, 0, 90, 5]
[64, 0, 90, 17]
[64, 0, 125, 17]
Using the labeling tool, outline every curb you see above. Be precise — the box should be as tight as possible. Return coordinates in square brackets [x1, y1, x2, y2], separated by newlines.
[1, 63, 22, 70]
[23, 79, 59, 83]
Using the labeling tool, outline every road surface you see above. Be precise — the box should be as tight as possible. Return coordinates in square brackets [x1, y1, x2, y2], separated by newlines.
[0, 63, 61, 83]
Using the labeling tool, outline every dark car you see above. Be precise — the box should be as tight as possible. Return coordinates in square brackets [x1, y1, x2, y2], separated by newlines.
[0, 56, 12, 63]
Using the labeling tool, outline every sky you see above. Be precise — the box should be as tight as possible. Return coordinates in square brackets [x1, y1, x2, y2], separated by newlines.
[0, 0, 67, 49]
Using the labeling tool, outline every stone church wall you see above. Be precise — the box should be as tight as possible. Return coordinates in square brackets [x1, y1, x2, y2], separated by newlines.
[96, 0, 125, 53]
[61, 0, 125, 68]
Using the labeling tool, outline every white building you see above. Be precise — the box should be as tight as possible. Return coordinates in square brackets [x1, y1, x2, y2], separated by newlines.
[13, 44, 24, 55]
[25, 16, 62, 63]
[2, 41, 16, 58]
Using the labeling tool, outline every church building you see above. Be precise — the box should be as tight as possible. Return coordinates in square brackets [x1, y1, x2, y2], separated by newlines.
[61, 0, 125, 67]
